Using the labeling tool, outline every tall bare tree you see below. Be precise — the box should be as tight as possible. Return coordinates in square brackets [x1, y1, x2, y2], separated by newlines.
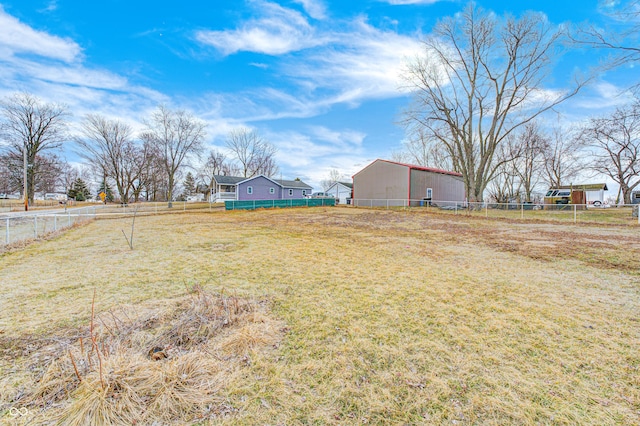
[225, 128, 279, 178]
[199, 149, 237, 199]
[542, 126, 585, 189]
[402, 4, 584, 201]
[513, 122, 548, 202]
[0, 92, 68, 206]
[393, 127, 452, 170]
[141, 106, 206, 207]
[76, 114, 141, 203]
[582, 102, 640, 204]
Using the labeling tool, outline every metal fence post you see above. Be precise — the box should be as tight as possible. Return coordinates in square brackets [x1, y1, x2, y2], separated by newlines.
[5, 218, 9, 244]
[574, 204, 577, 224]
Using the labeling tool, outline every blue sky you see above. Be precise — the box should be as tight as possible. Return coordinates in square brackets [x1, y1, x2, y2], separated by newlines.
[0, 0, 637, 190]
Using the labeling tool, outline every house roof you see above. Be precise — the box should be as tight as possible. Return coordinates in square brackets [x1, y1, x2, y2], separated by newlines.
[354, 159, 463, 178]
[213, 175, 245, 185]
[276, 179, 312, 189]
[226, 174, 312, 190]
[327, 181, 353, 189]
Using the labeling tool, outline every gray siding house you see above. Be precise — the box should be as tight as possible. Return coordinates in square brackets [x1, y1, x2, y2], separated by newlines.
[353, 159, 465, 206]
[212, 175, 312, 201]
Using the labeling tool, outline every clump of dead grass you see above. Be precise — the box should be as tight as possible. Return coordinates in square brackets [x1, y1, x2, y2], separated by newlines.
[4, 285, 283, 425]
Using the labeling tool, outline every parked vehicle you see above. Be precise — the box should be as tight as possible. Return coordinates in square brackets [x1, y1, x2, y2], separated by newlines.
[307, 192, 334, 199]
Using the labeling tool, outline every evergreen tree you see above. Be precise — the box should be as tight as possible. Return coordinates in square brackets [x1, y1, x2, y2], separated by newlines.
[96, 180, 115, 202]
[68, 177, 91, 201]
[183, 172, 196, 197]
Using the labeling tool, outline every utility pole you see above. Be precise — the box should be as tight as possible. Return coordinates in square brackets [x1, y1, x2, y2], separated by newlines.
[23, 143, 28, 211]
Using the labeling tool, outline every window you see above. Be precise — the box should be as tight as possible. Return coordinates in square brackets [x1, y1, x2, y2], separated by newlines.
[426, 188, 433, 199]
[247, 186, 253, 195]
[302, 190, 306, 196]
[288, 189, 293, 196]
[269, 187, 275, 194]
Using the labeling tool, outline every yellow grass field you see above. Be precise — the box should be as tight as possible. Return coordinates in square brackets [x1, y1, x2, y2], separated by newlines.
[1, 207, 639, 425]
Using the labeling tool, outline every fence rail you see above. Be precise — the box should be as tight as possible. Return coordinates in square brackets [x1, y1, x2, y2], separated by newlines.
[350, 199, 640, 226]
[2, 207, 97, 246]
[0, 201, 224, 246]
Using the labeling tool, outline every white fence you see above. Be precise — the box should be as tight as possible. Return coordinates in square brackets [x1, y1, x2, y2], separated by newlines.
[2, 207, 97, 246]
[1, 202, 224, 246]
[350, 199, 640, 226]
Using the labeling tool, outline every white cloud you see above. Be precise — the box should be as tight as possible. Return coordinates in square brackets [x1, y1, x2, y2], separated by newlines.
[292, 0, 327, 20]
[384, 0, 444, 4]
[0, 5, 80, 62]
[195, 1, 330, 55]
[283, 18, 423, 104]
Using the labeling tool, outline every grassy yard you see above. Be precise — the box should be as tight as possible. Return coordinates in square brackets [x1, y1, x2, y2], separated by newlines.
[0, 207, 639, 425]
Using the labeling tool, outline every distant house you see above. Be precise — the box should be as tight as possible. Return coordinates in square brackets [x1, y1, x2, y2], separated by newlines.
[326, 181, 352, 205]
[352, 159, 465, 207]
[633, 190, 640, 205]
[211, 175, 312, 202]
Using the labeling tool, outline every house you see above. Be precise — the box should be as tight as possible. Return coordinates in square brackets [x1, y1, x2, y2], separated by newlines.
[211, 174, 312, 202]
[631, 190, 640, 205]
[352, 159, 465, 207]
[326, 181, 353, 205]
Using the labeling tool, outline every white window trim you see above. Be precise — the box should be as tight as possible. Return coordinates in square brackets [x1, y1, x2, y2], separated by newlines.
[269, 187, 275, 194]
[247, 186, 253, 194]
[426, 187, 433, 199]
[288, 189, 293, 196]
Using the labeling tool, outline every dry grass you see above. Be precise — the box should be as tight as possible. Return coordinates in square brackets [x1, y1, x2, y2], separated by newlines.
[1, 207, 639, 425]
[1, 285, 282, 424]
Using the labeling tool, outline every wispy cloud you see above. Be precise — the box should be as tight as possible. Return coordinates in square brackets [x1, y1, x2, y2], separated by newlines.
[292, 0, 327, 20]
[384, 0, 445, 4]
[195, 1, 330, 55]
[0, 5, 80, 62]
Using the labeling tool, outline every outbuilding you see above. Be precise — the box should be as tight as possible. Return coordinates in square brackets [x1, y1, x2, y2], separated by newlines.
[352, 159, 465, 207]
[325, 181, 353, 204]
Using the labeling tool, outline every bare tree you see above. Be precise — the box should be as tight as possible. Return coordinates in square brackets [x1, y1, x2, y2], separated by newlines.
[199, 149, 238, 199]
[394, 127, 452, 170]
[76, 114, 143, 203]
[141, 106, 206, 207]
[573, 1, 640, 74]
[582, 101, 640, 204]
[225, 128, 279, 178]
[0, 92, 68, 206]
[402, 5, 584, 201]
[320, 169, 342, 191]
[542, 126, 585, 189]
[513, 122, 548, 202]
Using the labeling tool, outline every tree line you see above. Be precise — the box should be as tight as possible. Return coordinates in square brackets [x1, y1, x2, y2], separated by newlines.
[0, 95, 279, 206]
[398, 2, 640, 204]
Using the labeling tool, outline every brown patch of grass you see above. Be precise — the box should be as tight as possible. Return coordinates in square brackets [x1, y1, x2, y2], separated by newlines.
[1, 286, 282, 425]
